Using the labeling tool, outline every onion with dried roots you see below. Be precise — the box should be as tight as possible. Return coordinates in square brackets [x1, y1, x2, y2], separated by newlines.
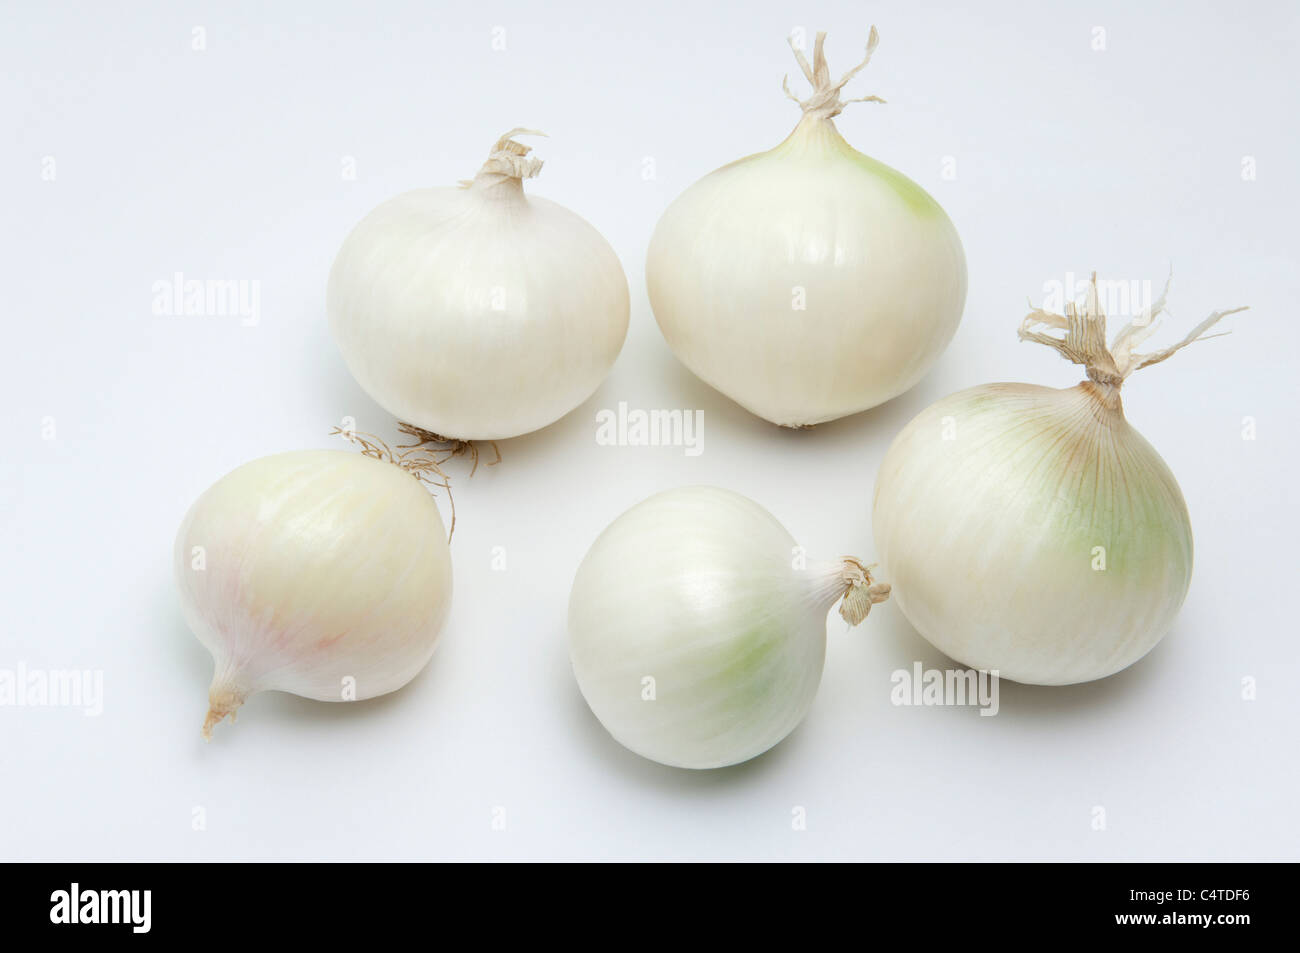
[175, 448, 453, 737]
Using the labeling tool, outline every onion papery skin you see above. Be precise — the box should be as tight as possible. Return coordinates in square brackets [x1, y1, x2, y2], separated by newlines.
[647, 116, 966, 427]
[872, 382, 1193, 685]
[569, 486, 866, 769]
[174, 450, 453, 734]
[328, 178, 630, 441]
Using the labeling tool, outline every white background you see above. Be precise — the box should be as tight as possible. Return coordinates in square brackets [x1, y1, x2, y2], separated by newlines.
[3, 0, 1297, 861]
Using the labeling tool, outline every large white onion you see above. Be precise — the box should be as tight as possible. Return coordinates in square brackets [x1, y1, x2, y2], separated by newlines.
[175, 449, 452, 737]
[328, 130, 630, 440]
[646, 29, 966, 427]
[568, 486, 889, 769]
[872, 275, 1246, 685]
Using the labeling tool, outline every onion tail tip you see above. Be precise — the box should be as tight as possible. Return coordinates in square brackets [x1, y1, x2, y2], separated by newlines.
[201, 688, 245, 741]
[837, 557, 890, 626]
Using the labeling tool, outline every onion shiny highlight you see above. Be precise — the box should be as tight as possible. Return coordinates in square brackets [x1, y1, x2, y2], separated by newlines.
[568, 486, 888, 769]
[329, 130, 630, 441]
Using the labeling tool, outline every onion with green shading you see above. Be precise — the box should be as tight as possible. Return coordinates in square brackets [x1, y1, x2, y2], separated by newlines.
[568, 486, 889, 769]
[646, 28, 966, 427]
[873, 274, 1247, 685]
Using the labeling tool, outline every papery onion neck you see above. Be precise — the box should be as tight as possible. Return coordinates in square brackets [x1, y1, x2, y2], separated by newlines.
[783, 27, 885, 123]
[773, 113, 857, 159]
[460, 127, 546, 194]
[1020, 270, 1248, 389]
[1076, 378, 1124, 416]
[817, 556, 891, 626]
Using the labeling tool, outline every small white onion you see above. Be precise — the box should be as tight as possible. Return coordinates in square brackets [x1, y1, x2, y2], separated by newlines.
[328, 129, 630, 440]
[872, 275, 1246, 685]
[175, 449, 452, 737]
[646, 29, 966, 427]
[568, 486, 889, 769]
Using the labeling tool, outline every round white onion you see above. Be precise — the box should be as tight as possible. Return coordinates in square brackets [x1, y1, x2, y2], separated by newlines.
[175, 449, 453, 737]
[872, 275, 1246, 685]
[328, 129, 630, 440]
[568, 486, 889, 769]
[646, 29, 966, 427]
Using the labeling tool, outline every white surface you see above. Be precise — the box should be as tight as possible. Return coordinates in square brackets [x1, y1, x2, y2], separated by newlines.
[2, 0, 1297, 861]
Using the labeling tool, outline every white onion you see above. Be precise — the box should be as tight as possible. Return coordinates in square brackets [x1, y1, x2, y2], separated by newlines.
[175, 449, 452, 737]
[646, 29, 966, 427]
[328, 129, 630, 440]
[872, 275, 1246, 685]
[568, 486, 889, 769]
